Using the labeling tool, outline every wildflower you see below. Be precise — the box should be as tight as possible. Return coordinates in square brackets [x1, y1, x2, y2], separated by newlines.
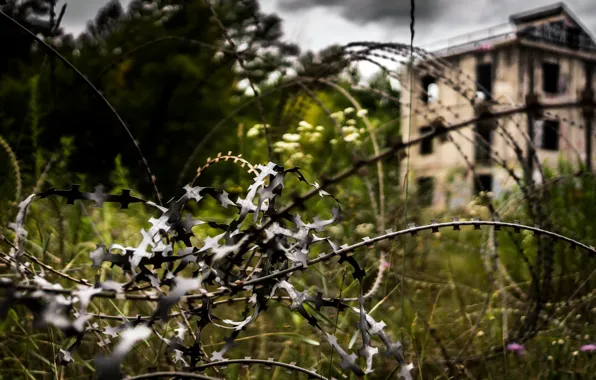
[315, 125, 325, 132]
[580, 344, 596, 352]
[346, 119, 357, 126]
[72, 49, 81, 58]
[344, 133, 360, 143]
[382, 261, 391, 269]
[344, 107, 355, 114]
[585, 335, 590, 340]
[330, 111, 345, 122]
[506, 342, 526, 356]
[309, 132, 322, 142]
[273, 141, 300, 153]
[558, 339, 564, 345]
[573, 351, 579, 356]
[342, 126, 357, 134]
[247, 126, 260, 138]
[476, 331, 485, 337]
[282, 133, 301, 142]
[547, 355, 553, 361]
[356, 109, 368, 118]
[330, 139, 338, 145]
[113, 47, 122, 55]
[298, 121, 313, 131]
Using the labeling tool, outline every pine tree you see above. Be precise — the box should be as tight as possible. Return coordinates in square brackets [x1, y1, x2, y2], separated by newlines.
[0, 0, 64, 71]
[31, 0, 300, 197]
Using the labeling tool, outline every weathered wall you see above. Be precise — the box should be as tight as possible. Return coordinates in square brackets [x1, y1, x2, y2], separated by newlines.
[400, 42, 596, 209]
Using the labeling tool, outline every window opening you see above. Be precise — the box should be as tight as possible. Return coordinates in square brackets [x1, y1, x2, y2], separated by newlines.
[421, 75, 438, 104]
[474, 123, 493, 164]
[420, 126, 433, 155]
[542, 119, 559, 150]
[542, 62, 560, 94]
[417, 177, 435, 207]
[474, 174, 493, 195]
[476, 63, 492, 101]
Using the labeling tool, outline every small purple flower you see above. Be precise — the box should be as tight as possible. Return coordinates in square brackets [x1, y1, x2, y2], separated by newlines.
[580, 344, 596, 352]
[507, 342, 526, 356]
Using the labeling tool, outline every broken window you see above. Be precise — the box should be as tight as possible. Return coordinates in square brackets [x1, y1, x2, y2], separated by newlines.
[421, 75, 438, 104]
[476, 63, 492, 101]
[542, 120, 559, 150]
[474, 174, 493, 195]
[417, 177, 435, 207]
[420, 126, 433, 155]
[474, 123, 493, 164]
[542, 62, 560, 94]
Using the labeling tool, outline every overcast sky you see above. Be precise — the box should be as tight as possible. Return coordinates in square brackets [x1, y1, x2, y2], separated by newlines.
[62, 0, 596, 52]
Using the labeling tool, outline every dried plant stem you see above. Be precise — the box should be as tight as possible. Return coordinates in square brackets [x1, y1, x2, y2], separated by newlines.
[0, 135, 22, 203]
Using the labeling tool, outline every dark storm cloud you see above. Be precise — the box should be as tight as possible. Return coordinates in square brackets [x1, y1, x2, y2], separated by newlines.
[278, 0, 447, 25]
[278, 0, 596, 33]
[59, 0, 131, 31]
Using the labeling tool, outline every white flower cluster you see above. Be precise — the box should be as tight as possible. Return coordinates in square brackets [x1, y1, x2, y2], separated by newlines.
[274, 132, 303, 153]
[247, 124, 270, 138]
[341, 124, 364, 145]
[329, 108, 369, 145]
[268, 121, 324, 165]
[330, 111, 344, 123]
[295, 121, 324, 143]
[273, 141, 300, 153]
[282, 133, 300, 142]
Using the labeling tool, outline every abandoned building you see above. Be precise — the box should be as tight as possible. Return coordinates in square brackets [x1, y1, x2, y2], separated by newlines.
[401, 2, 596, 209]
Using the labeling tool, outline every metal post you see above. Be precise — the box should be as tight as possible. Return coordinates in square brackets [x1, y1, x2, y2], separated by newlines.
[526, 49, 536, 185]
[583, 61, 594, 171]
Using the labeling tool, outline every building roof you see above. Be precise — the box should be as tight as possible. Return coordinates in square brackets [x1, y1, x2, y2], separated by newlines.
[509, 2, 570, 25]
[424, 2, 596, 58]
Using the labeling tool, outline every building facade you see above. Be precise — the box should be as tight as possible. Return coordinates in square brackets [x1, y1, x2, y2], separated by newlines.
[401, 2, 596, 209]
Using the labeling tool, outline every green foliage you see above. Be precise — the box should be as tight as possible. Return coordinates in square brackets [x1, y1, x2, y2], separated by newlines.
[1, 0, 300, 199]
[1, 2, 596, 379]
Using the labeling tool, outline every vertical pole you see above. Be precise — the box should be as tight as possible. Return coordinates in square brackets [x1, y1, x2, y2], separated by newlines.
[583, 61, 594, 171]
[526, 49, 536, 185]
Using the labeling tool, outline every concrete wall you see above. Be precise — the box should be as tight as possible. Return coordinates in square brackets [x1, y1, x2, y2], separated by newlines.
[400, 43, 596, 209]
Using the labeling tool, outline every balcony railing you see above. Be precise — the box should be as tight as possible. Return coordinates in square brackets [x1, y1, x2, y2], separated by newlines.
[420, 23, 515, 56]
[420, 21, 596, 58]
